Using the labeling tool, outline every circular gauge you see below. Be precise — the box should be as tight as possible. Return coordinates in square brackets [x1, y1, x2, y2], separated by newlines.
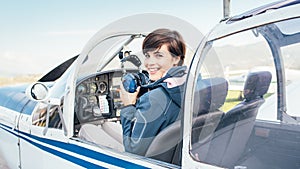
[80, 96, 88, 108]
[88, 95, 98, 104]
[77, 84, 87, 94]
[90, 83, 98, 93]
[99, 82, 107, 93]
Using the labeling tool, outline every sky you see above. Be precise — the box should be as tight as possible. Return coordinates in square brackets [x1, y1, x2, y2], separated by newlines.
[0, 0, 276, 77]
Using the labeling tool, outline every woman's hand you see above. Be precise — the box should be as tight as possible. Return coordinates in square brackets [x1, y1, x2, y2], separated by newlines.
[120, 85, 140, 106]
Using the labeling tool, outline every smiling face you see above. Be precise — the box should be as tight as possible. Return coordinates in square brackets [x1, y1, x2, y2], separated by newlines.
[144, 44, 180, 81]
[142, 28, 186, 81]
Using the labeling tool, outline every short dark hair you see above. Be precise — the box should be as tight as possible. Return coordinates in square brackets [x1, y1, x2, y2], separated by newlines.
[142, 28, 186, 66]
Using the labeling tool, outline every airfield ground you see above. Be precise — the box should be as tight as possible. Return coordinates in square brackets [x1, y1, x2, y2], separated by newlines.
[0, 75, 40, 87]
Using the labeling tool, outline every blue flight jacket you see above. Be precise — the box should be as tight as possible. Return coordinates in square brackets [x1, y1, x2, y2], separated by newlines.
[120, 78, 184, 156]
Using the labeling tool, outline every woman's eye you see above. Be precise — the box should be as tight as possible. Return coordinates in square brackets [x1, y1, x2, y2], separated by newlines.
[156, 54, 163, 58]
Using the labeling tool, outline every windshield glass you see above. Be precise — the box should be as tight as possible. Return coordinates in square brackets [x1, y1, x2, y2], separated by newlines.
[189, 17, 300, 169]
[259, 17, 300, 120]
[76, 13, 203, 79]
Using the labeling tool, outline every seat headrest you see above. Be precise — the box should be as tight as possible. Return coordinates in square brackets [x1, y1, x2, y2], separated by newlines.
[194, 77, 228, 116]
[243, 71, 272, 101]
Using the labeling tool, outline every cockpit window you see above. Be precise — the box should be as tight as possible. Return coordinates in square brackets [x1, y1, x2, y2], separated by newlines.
[102, 36, 146, 72]
[190, 17, 300, 169]
[276, 18, 300, 35]
[190, 19, 276, 168]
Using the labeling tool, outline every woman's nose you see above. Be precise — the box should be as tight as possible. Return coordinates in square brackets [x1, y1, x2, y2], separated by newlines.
[145, 56, 156, 65]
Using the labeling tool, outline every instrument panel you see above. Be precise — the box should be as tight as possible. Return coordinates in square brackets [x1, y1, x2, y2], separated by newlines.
[75, 71, 125, 124]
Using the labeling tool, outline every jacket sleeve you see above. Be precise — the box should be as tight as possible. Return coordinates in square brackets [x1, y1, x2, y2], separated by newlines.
[120, 89, 169, 156]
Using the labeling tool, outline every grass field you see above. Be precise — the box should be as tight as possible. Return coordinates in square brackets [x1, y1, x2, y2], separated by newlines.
[222, 90, 243, 111]
[222, 90, 274, 112]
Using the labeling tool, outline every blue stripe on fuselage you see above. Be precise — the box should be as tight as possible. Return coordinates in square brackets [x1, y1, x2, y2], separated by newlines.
[0, 123, 150, 169]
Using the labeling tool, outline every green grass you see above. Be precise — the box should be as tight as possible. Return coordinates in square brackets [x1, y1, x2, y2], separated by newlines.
[221, 90, 274, 112]
[221, 90, 243, 111]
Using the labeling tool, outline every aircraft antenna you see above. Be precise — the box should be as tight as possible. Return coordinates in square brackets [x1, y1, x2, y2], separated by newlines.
[223, 0, 231, 18]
